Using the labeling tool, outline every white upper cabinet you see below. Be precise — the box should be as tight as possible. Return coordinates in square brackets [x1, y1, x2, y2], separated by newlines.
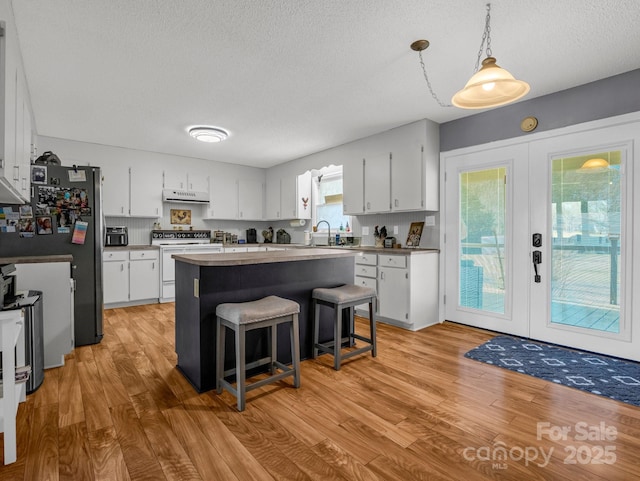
[364, 152, 391, 213]
[343, 158, 364, 215]
[101, 163, 162, 218]
[101, 162, 129, 216]
[391, 142, 423, 212]
[130, 165, 162, 217]
[162, 169, 209, 193]
[341, 119, 439, 215]
[207, 176, 239, 219]
[265, 173, 281, 220]
[294, 171, 312, 219]
[267, 171, 312, 220]
[238, 179, 264, 220]
[0, 19, 34, 204]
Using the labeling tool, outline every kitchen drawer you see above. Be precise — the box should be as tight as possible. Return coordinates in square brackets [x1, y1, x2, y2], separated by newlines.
[355, 264, 377, 278]
[355, 253, 377, 265]
[103, 251, 128, 262]
[378, 254, 407, 268]
[129, 250, 158, 261]
[355, 276, 377, 291]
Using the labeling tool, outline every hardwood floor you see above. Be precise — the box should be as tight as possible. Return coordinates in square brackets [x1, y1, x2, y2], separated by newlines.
[2, 303, 640, 480]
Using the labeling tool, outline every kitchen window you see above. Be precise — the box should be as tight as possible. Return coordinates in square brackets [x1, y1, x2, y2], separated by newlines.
[313, 166, 351, 234]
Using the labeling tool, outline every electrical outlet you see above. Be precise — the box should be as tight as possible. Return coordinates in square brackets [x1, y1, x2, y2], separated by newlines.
[425, 215, 436, 226]
[362, 226, 369, 235]
[393, 225, 399, 234]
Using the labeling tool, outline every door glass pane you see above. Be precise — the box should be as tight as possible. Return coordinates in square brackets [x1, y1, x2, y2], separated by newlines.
[551, 151, 621, 333]
[459, 168, 506, 314]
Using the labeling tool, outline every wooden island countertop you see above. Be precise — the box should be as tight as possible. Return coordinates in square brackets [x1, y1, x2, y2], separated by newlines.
[171, 247, 357, 266]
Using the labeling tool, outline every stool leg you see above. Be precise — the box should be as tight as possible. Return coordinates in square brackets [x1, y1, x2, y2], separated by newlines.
[312, 299, 320, 359]
[334, 303, 342, 371]
[216, 317, 225, 394]
[348, 306, 355, 347]
[236, 325, 246, 411]
[270, 324, 277, 375]
[370, 297, 377, 357]
[291, 314, 301, 388]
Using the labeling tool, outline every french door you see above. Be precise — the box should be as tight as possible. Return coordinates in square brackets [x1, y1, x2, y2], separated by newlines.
[443, 143, 530, 337]
[443, 116, 640, 361]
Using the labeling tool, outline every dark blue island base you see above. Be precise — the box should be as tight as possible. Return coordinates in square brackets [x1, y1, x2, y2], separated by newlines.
[174, 252, 356, 392]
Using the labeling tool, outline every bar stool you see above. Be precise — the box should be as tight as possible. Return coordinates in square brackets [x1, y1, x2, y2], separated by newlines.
[312, 284, 377, 370]
[216, 295, 301, 411]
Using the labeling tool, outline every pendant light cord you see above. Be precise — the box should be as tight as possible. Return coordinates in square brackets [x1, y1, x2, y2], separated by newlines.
[416, 49, 452, 108]
[474, 3, 492, 73]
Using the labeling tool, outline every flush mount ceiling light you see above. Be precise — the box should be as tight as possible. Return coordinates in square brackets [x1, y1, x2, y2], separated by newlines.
[411, 3, 530, 110]
[188, 126, 229, 143]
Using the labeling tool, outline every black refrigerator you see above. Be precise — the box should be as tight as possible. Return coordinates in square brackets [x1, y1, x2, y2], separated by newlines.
[0, 164, 104, 346]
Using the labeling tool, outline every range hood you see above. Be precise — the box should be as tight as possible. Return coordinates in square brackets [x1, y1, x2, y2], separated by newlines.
[162, 189, 209, 204]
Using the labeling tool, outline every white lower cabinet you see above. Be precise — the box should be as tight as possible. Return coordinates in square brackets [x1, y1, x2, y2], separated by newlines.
[103, 251, 130, 304]
[129, 250, 160, 301]
[103, 249, 159, 307]
[355, 251, 439, 331]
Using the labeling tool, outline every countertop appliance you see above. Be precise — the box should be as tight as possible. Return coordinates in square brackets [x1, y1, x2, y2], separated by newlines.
[105, 226, 128, 246]
[151, 230, 223, 302]
[246, 228, 257, 244]
[0, 164, 104, 347]
[384, 237, 396, 248]
[0, 263, 16, 308]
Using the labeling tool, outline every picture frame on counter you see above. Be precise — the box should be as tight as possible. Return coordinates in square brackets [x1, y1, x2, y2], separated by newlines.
[406, 221, 424, 247]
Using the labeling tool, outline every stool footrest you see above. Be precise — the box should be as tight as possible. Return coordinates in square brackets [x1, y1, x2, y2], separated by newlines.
[351, 333, 372, 344]
[340, 345, 374, 360]
[245, 367, 295, 392]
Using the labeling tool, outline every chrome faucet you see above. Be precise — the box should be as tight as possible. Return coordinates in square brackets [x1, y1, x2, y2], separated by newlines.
[315, 220, 331, 246]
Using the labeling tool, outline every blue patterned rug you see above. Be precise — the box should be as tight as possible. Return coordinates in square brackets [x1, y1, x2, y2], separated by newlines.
[465, 335, 640, 407]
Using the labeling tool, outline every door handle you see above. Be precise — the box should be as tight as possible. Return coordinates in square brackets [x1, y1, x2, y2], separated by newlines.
[532, 250, 541, 283]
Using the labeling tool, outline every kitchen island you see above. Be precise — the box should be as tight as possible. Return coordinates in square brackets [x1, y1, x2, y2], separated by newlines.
[173, 248, 358, 392]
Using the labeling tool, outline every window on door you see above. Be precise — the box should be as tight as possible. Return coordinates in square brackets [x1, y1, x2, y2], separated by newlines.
[550, 151, 621, 333]
[459, 167, 507, 314]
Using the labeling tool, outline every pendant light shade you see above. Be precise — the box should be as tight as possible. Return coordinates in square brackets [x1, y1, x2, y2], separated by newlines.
[451, 57, 530, 109]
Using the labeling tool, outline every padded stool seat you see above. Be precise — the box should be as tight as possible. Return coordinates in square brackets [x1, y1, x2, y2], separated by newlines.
[216, 296, 301, 411]
[312, 284, 377, 370]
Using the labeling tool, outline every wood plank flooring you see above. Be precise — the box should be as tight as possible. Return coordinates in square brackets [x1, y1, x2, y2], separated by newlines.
[2, 302, 640, 480]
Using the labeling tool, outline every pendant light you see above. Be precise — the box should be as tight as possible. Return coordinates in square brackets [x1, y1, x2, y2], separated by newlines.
[411, 3, 530, 110]
[451, 3, 529, 109]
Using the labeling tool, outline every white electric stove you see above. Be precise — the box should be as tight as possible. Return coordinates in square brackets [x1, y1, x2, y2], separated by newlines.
[151, 230, 223, 302]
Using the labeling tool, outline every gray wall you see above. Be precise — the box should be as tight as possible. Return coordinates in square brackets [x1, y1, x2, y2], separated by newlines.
[440, 69, 640, 152]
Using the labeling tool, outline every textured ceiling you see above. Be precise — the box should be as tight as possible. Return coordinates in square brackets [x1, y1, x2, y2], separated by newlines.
[11, 0, 640, 168]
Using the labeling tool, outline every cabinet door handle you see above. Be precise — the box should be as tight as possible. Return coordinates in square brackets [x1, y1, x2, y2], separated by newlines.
[152, 262, 155, 269]
[366, 202, 371, 210]
[120, 264, 124, 272]
[380, 271, 385, 280]
[394, 199, 399, 207]
[13, 165, 20, 181]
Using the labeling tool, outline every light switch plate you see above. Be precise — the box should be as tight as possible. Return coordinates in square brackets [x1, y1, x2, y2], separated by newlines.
[362, 226, 369, 235]
[393, 225, 398, 234]
[425, 215, 436, 226]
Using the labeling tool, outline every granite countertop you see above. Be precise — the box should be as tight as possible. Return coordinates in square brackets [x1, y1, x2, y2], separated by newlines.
[173, 247, 358, 266]
[104, 245, 160, 251]
[0, 254, 74, 265]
